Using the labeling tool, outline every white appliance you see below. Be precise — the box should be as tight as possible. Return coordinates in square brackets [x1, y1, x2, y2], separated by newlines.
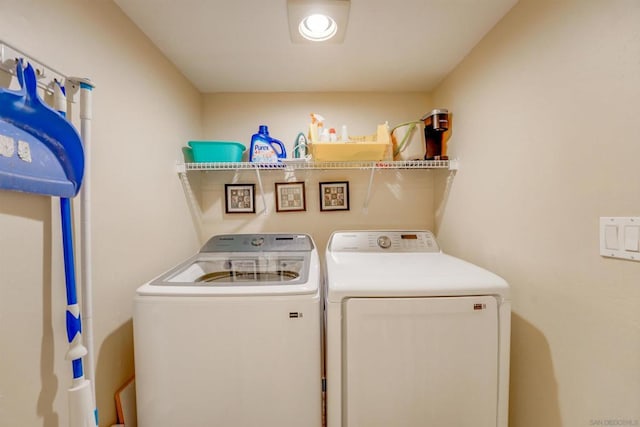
[134, 234, 322, 427]
[324, 230, 510, 427]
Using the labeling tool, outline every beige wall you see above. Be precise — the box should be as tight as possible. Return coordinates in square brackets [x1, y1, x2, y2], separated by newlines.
[433, 0, 640, 425]
[0, 1, 201, 426]
[3, 0, 638, 426]
[200, 92, 437, 252]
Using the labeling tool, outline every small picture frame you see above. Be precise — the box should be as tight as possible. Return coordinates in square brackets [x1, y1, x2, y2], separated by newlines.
[319, 181, 350, 211]
[225, 184, 255, 214]
[275, 182, 306, 212]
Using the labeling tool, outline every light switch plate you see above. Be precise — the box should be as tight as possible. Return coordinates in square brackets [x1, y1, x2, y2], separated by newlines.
[600, 217, 640, 262]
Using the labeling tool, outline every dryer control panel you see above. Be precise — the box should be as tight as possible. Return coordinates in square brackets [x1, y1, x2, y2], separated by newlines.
[329, 231, 440, 253]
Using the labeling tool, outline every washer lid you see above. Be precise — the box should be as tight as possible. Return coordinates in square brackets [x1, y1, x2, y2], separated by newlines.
[138, 251, 319, 296]
[162, 252, 310, 286]
[325, 231, 509, 302]
[137, 234, 319, 297]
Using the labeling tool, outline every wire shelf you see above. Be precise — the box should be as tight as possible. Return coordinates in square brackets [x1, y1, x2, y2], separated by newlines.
[176, 158, 458, 219]
[179, 159, 452, 172]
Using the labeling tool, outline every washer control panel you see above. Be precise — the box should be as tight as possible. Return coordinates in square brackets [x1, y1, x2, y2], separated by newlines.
[329, 231, 440, 253]
[201, 234, 314, 253]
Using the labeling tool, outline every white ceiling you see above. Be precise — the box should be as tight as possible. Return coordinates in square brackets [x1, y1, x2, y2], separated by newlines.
[114, 0, 517, 93]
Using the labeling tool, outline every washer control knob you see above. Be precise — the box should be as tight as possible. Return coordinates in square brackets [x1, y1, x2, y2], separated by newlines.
[377, 235, 392, 249]
[251, 237, 265, 247]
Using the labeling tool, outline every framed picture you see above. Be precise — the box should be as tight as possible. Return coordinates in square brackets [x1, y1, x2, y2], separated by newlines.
[275, 182, 306, 212]
[225, 184, 255, 214]
[319, 181, 349, 211]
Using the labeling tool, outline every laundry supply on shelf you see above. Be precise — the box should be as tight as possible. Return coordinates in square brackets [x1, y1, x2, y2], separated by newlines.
[309, 120, 392, 162]
[249, 125, 287, 163]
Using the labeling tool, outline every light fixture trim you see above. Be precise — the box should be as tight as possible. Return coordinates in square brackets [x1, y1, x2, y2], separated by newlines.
[287, 0, 350, 44]
[299, 13, 338, 42]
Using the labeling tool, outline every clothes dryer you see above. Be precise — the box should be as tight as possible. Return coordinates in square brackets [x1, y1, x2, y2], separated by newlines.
[324, 230, 510, 427]
[134, 234, 322, 427]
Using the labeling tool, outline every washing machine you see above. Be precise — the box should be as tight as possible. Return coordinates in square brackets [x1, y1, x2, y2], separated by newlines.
[324, 230, 510, 427]
[134, 233, 322, 427]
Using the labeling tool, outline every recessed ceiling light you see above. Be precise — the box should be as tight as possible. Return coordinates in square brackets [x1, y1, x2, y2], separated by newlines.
[299, 13, 338, 41]
[287, 0, 350, 44]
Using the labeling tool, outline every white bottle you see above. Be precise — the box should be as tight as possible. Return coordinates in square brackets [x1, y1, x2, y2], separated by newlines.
[329, 128, 337, 142]
[340, 125, 349, 142]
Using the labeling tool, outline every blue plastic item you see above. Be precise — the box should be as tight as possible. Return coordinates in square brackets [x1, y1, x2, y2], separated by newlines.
[187, 140, 245, 162]
[61, 196, 85, 379]
[249, 125, 286, 163]
[1, 56, 96, 426]
[0, 60, 84, 197]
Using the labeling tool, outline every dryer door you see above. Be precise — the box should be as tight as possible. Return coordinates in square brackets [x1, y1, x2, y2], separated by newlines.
[343, 295, 499, 427]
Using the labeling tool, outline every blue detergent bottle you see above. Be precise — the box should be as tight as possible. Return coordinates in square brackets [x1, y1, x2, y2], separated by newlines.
[249, 125, 287, 163]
